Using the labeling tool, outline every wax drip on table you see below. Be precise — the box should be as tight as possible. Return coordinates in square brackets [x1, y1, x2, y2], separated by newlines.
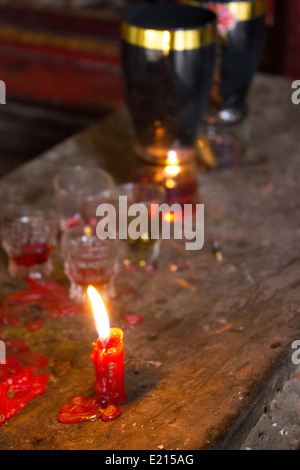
[0, 279, 82, 332]
[124, 314, 143, 325]
[58, 287, 125, 424]
[58, 395, 121, 423]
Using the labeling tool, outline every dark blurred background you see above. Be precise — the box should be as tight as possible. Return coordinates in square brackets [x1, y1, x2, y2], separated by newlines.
[0, 0, 298, 175]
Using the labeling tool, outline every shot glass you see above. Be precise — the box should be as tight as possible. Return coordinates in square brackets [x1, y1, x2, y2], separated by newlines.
[99, 183, 166, 272]
[1, 205, 57, 280]
[54, 165, 115, 231]
[61, 224, 119, 304]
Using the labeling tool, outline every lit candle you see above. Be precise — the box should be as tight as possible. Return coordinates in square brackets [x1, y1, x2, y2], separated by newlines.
[88, 285, 125, 405]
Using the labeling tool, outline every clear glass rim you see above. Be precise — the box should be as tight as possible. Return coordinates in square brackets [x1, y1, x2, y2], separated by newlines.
[61, 223, 118, 245]
[122, 2, 217, 32]
[1, 204, 57, 225]
[53, 165, 115, 196]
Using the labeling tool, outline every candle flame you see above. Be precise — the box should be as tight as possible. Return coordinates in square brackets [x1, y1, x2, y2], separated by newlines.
[87, 285, 110, 346]
[167, 150, 179, 165]
[162, 31, 171, 54]
[165, 151, 180, 176]
[165, 165, 180, 176]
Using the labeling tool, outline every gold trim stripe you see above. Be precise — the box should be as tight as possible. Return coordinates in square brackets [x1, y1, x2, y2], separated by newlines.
[229, 0, 267, 21]
[182, 0, 267, 22]
[121, 22, 217, 51]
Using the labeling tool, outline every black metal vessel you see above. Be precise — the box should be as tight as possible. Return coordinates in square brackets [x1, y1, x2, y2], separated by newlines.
[121, 2, 218, 165]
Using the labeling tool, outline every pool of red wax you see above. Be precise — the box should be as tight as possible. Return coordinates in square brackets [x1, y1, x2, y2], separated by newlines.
[58, 395, 121, 423]
[124, 314, 143, 325]
[0, 337, 49, 425]
[0, 279, 81, 332]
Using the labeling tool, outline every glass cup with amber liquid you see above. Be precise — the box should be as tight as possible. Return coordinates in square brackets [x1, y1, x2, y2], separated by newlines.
[99, 183, 166, 272]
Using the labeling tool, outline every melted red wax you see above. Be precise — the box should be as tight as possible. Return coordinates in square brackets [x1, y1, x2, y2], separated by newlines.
[0, 280, 81, 331]
[58, 395, 120, 424]
[17, 350, 48, 373]
[0, 339, 49, 426]
[90, 330, 126, 404]
[26, 319, 45, 331]
[4, 337, 29, 354]
[1, 336, 48, 373]
[13, 244, 53, 267]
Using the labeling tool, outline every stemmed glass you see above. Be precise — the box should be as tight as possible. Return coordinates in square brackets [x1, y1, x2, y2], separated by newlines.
[188, 0, 267, 168]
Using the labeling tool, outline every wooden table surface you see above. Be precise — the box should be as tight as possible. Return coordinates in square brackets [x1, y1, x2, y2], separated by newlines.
[0, 74, 299, 450]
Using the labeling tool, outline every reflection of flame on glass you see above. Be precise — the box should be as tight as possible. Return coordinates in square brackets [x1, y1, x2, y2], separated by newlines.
[145, 30, 157, 47]
[163, 212, 175, 223]
[162, 31, 171, 54]
[154, 120, 165, 144]
[163, 150, 181, 189]
[165, 165, 180, 176]
[87, 285, 110, 346]
[197, 139, 217, 169]
[84, 225, 92, 238]
[165, 178, 176, 189]
[165, 150, 180, 177]
[163, 210, 181, 223]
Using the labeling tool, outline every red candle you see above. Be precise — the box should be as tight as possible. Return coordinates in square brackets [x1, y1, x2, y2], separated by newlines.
[88, 286, 125, 405]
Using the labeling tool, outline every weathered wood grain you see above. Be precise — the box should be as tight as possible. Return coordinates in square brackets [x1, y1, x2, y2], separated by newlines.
[0, 74, 299, 450]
